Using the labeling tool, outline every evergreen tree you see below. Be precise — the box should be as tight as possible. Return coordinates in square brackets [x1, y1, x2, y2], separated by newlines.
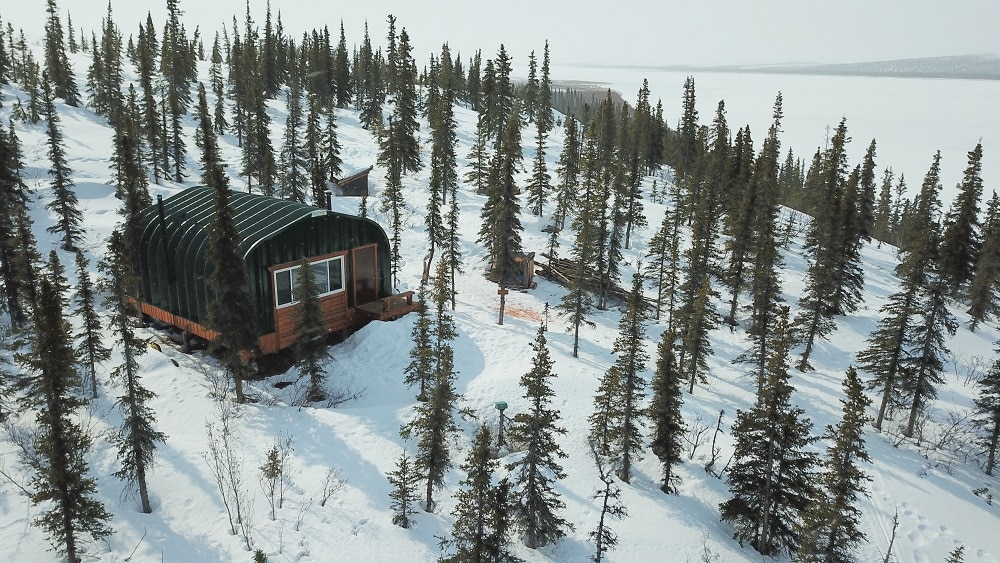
[525, 116, 551, 217]
[507, 319, 572, 548]
[973, 345, 1000, 475]
[111, 86, 152, 237]
[102, 230, 165, 514]
[43, 0, 79, 106]
[279, 73, 309, 202]
[899, 270, 957, 438]
[552, 116, 580, 231]
[678, 277, 719, 394]
[535, 41, 553, 137]
[424, 45, 458, 278]
[387, 450, 420, 528]
[857, 139, 878, 242]
[291, 258, 331, 403]
[135, 17, 163, 184]
[648, 328, 685, 493]
[440, 425, 520, 563]
[478, 107, 524, 284]
[557, 128, 599, 357]
[939, 141, 984, 294]
[872, 168, 895, 246]
[859, 152, 944, 430]
[204, 178, 258, 404]
[41, 76, 84, 251]
[720, 308, 817, 557]
[86, 4, 123, 122]
[386, 27, 421, 174]
[795, 367, 872, 562]
[402, 260, 460, 513]
[209, 33, 228, 135]
[21, 275, 113, 560]
[722, 125, 758, 325]
[379, 123, 405, 287]
[794, 119, 851, 370]
[195, 82, 227, 190]
[588, 272, 649, 483]
[644, 198, 682, 325]
[332, 21, 352, 108]
[160, 0, 190, 181]
[588, 441, 627, 563]
[72, 251, 109, 399]
[404, 284, 433, 401]
[0, 122, 33, 327]
[967, 192, 1000, 330]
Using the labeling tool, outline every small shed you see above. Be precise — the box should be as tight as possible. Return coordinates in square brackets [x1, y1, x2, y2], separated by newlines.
[135, 186, 416, 354]
[334, 166, 374, 197]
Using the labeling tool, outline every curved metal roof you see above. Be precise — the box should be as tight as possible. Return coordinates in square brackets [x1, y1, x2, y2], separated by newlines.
[135, 186, 394, 334]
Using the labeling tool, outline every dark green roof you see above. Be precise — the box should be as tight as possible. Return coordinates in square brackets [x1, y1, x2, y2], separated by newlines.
[136, 186, 393, 334]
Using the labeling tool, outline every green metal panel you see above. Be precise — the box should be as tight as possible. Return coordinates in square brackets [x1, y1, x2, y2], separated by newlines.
[136, 186, 393, 336]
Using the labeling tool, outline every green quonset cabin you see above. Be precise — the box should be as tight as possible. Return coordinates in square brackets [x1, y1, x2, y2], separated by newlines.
[135, 186, 416, 354]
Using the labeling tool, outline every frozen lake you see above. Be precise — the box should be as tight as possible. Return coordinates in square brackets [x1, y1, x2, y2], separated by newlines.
[551, 63, 1000, 204]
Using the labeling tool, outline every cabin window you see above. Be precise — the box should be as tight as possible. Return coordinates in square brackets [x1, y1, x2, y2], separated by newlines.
[274, 256, 345, 308]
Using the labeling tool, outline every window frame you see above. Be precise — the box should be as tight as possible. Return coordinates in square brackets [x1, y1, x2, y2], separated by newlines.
[273, 255, 346, 309]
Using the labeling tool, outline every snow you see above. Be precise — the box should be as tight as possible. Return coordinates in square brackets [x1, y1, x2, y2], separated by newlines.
[1, 33, 1000, 563]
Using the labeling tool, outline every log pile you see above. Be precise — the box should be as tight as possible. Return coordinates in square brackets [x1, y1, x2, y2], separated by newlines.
[537, 252, 636, 305]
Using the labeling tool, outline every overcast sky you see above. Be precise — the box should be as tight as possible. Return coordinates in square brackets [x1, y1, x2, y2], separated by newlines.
[11, 0, 999, 69]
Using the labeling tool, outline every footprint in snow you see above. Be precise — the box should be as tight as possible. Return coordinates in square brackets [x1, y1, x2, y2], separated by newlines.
[352, 518, 368, 535]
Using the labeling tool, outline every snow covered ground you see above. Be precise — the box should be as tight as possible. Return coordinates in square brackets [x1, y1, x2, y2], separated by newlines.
[1, 33, 999, 563]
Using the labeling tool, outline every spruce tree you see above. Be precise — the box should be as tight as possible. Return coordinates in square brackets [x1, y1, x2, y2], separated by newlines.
[795, 367, 872, 562]
[899, 271, 957, 438]
[678, 277, 719, 394]
[478, 107, 524, 285]
[291, 258, 331, 403]
[102, 230, 165, 514]
[195, 82, 227, 191]
[557, 128, 599, 357]
[279, 72, 309, 203]
[204, 178, 258, 404]
[588, 272, 649, 483]
[507, 319, 572, 549]
[209, 33, 228, 135]
[43, 0, 79, 106]
[21, 275, 113, 560]
[967, 191, 1000, 330]
[552, 116, 581, 231]
[648, 328, 685, 493]
[0, 122, 33, 327]
[794, 119, 851, 370]
[859, 152, 944, 430]
[535, 41, 553, 137]
[939, 141, 984, 294]
[379, 126, 405, 287]
[332, 21, 352, 108]
[973, 345, 1000, 475]
[644, 199, 682, 325]
[402, 260, 460, 512]
[136, 17, 163, 184]
[424, 45, 458, 279]
[41, 75, 84, 251]
[440, 425, 519, 563]
[72, 251, 109, 399]
[720, 308, 817, 557]
[404, 284, 433, 401]
[387, 450, 420, 528]
[525, 116, 551, 217]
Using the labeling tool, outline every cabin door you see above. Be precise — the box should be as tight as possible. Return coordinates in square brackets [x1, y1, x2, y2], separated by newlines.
[352, 244, 378, 306]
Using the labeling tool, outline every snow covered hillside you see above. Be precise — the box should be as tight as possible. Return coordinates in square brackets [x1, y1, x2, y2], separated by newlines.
[1, 27, 999, 563]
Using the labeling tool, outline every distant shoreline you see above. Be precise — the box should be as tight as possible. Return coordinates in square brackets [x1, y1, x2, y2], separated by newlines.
[564, 54, 1000, 82]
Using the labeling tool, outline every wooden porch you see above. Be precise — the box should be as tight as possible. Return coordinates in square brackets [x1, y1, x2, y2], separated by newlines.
[356, 291, 418, 320]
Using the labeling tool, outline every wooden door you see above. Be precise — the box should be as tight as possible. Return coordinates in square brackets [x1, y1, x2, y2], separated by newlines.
[352, 244, 378, 306]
